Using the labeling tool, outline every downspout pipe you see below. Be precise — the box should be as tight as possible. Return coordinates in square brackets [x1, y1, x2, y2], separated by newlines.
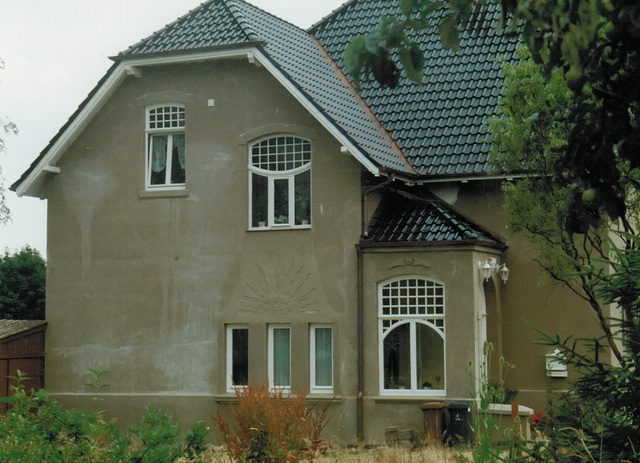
[356, 174, 394, 442]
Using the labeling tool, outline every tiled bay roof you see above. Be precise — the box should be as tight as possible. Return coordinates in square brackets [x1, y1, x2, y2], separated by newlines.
[312, 1, 521, 177]
[120, 0, 413, 174]
[364, 189, 506, 247]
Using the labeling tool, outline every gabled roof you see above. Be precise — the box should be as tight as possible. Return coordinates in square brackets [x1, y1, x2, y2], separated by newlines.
[118, 0, 411, 173]
[363, 189, 506, 248]
[13, 0, 521, 197]
[12, 0, 414, 197]
[312, 1, 521, 178]
[0, 320, 47, 342]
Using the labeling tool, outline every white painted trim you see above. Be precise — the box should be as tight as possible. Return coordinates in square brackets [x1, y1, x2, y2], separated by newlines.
[377, 276, 447, 397]
[15, 64, 129, 197]
[250, 48, 380, 176]
[268, 324, 291, 392]
[18, 44, 384, 198]
[310, 324, 333, 394]
[226, 324, 249, 392]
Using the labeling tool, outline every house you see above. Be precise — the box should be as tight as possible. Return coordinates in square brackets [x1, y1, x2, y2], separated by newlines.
[11, 0, 604, 443]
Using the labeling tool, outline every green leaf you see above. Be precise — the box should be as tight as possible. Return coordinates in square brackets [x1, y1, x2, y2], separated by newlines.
[399, 46, 424, 83]
[343, 36, 367, 85]
[438, 14, 460, 51]
[365, 27, 382, 53]
[399, 0, 415, 16]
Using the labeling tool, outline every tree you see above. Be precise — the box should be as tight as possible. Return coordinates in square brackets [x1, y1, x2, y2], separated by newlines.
[345, 3, 640, 458]
[345, 0, 640, 233]
[0, 246, 46, 320]
[0, 58, 17, 225]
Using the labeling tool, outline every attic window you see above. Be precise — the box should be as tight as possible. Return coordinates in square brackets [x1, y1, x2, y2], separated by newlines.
[248, 136, 311, 229]
[146, 105, 186, 189]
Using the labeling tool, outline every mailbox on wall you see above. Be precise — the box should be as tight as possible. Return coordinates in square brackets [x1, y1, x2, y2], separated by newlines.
[545, 348, 568, 377]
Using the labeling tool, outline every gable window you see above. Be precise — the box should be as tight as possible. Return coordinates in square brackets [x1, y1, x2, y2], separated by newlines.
[379, 278, 446, 395]
[226, 325, 249, 391]
[268, 324, 291, 390]
[310, 324, 333, 393]
[146, 105, 186, 189]
[249, 136, 311, 229]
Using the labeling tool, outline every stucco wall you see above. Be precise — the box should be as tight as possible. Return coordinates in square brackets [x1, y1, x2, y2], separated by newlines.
[44, 59, 361, 441]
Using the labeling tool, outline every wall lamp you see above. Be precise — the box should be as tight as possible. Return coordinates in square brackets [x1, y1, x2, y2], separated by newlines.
[478, 257, 510, 284]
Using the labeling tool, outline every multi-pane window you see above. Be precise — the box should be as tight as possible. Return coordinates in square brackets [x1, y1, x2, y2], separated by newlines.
[226, 325, 248, 391]
[310, 325, 333, 393]
[268, 325, 291, 390]
[249, 136, 311, 229]
[146, 105, 186, 188]
[379, 278, 446, 395]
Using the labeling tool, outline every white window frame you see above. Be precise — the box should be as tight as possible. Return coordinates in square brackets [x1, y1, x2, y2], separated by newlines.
[310, 324, 333, 394]
[226, 325, 249, 392]
[268, 324, 291, 392]
[145, 104, 186, 190]
[248, 135, 311, 230]
[378, 276, 447, 397]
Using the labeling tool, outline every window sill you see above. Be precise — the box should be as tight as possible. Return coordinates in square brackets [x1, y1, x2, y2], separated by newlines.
[139, 189, 189, 199]
[247, 225, 311, 232]
[374, 394, 446, 404]
[214, 393, 341, 404]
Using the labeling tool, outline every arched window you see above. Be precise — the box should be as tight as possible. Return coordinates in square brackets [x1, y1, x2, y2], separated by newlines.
[379, 278, 446, 395]
[249, 136, 311, 229]
[146, 105, 186, 189]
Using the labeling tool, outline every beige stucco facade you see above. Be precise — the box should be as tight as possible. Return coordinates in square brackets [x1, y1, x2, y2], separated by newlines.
[38, 57, 603, 444]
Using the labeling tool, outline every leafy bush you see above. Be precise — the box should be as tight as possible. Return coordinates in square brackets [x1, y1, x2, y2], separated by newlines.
[0, 371, 211, 463]
[214, 382, 331, 463]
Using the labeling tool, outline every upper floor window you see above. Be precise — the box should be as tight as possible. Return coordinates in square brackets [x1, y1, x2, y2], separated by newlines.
[249, 136, 311, 229]
[379, 277, 446, 396]
[146, 105, 185, 189]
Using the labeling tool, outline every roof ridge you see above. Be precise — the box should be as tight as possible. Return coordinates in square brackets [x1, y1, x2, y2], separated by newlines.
[117, 0, 213, 57]
[233, 0, 307, 34]
[308, 0, 359, 33]
[309, 36, 416, 175]
[225, 0, 261, 42]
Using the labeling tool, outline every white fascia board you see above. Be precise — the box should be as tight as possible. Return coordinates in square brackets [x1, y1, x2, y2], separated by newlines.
[250, 49, 380, 176]
[17, 46, 380, 197]
[15, 64, 128, 197]
[16, 48, 257, 198]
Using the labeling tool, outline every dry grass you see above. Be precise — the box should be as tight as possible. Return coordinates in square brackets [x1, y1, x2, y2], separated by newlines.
[201, 443, 468, 462]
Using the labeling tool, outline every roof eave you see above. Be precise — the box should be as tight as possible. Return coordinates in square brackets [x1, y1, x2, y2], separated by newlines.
[12, 46, 266, 198]
[357, 239, 508, 251]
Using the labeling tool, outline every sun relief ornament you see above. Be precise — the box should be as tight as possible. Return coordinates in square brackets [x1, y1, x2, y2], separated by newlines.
[241, 262, 316, 314]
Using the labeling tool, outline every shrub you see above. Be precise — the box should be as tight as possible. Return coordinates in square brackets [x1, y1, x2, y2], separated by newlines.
[0, 371, 211, 463]
[214, 382, 332, 463]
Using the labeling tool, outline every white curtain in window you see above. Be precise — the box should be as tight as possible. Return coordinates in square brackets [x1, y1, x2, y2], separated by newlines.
[315, 328, 332, 387]
[273, 328, 290, 387]
[173, 134, 185, 169]
[151, 135, 167, 173]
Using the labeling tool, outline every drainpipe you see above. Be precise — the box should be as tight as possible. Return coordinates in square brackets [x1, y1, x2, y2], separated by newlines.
[356, 175, 394, 442]
[356, 243, 364, 443]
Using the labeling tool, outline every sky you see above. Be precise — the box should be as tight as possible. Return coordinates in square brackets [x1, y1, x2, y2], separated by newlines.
[0, 0, 347, 257]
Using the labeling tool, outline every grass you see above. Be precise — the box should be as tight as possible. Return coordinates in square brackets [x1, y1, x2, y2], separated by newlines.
[178, 443, 466, 462]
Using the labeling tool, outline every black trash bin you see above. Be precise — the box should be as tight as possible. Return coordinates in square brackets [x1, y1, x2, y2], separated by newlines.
[447, 401, 472, 445]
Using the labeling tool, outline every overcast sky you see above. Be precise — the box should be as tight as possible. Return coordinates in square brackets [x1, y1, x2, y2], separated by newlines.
[0, 0, 348, 257]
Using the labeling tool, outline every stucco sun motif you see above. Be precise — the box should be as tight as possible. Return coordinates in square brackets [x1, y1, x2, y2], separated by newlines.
[241, 263, 316, 313]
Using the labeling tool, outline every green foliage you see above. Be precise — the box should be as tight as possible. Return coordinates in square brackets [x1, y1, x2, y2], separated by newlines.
[214, 381, 331, 463]
[0, 371, 212, 463]
[128, 407, 182, 463]
[0, 246, 46, 320]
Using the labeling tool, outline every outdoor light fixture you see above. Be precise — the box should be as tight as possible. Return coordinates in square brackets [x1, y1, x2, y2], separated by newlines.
[478, 258, 510, 284]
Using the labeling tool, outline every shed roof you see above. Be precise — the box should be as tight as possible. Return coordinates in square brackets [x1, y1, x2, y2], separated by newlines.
[0, 320, 47, 342]
[364, 189, 506, 248]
